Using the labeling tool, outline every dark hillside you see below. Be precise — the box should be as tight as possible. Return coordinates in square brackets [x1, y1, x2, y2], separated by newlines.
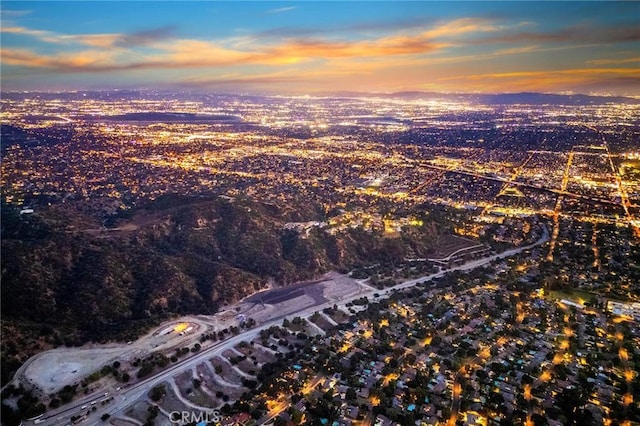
[1, 195, 441, 385]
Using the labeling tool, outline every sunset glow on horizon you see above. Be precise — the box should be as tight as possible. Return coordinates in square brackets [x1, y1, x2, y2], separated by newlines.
[1, 1, 639, 95]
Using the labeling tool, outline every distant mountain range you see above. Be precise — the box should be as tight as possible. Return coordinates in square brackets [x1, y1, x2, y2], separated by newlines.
[324, 91, 640, 105]
[2, 90, 638, 106]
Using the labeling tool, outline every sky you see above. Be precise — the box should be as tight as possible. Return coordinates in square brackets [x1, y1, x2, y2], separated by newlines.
[1, 1, 639, 95]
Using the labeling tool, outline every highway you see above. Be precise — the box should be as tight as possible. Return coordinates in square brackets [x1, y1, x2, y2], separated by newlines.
[31, 225, 549, 426]
[547, 150, 574, 261]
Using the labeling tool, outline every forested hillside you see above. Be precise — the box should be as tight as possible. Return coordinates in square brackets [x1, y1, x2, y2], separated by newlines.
[1, 195, 441, 385]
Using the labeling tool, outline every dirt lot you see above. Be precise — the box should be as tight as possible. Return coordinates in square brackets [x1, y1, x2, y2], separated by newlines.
[16, 318, 209, 394]
[21, 346, 126, 394]
[238, 271, 368, 325]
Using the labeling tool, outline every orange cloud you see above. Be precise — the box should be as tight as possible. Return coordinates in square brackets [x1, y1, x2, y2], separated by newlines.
[2, 16, 505, 74]
[1, 25, 51, 39]
[1, 25, 119, 48]
[4, 15, 637, 95]
[268, 35, 444, 60]
[587, 57, 640, 65]
[160, 40, 257, 66]
[0, 26, 450, 73]
[453, 68, 640, 80]
[437, 67, 640, 93]
[0, 48, 54, 68]
[0, 24, 175, 48]
[49, 34, 121, 48]
[1, 48, 125, 70]
[0, 16, 520, 75]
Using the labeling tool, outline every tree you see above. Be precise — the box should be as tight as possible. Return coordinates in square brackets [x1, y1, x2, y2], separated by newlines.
[137, 363, 154, 378]
[149, 384, 166, 402]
